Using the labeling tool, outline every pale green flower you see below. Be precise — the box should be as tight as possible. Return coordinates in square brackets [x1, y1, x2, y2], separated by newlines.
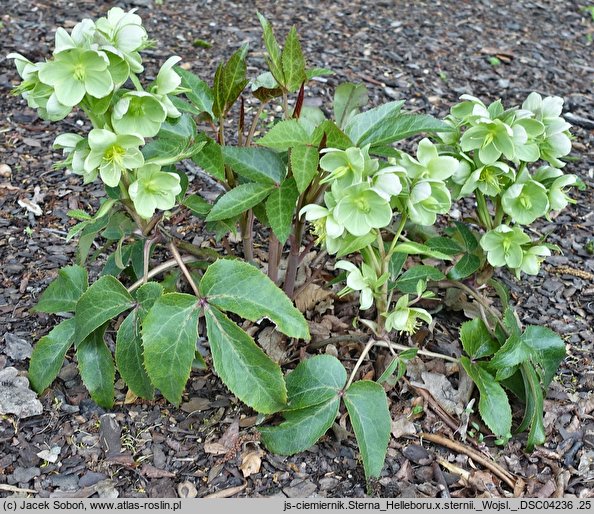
[128, 164, 182, 219]
[53, 133, 94, 181]
[460, 119, 515, 164]
[406, 179, 451, 226]
[399, 138, 460, 180]
[333, 183, 393, 236]
[519, 245, 551, 276]
[299, 203, 344, 239]
[319, 145, 379, 188]
[84, 128, 144, 187]
[480, 225, 531, 269]
[53, 19, 96, 53]
[111, 91, 167, 137]
[501, 179, 549, 225]
[150, 56, 183, 117]
[38, 48, 113, 106]
[335, 261, 385, 310]
[370, 165, 404, 200]
[385, 294, 432, 334]
[459, 161, 514, 197]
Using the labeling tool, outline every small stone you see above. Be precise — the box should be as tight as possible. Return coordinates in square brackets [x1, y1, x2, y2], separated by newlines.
[3, 334, 33, 361]
[79, 471, 107, 488]
[177, 480, 198, 498]
[80, 399, 105, 418]
[282, 479, 317, 498]
[58, 363, 78, 382]
[0, 367, 43, 418]
[402, 444, 433, 465]
[99, 414, 122, 457]
[50, 473, 79, 491]
[0, 164, 12, 178]
[11, 466, 41, 484]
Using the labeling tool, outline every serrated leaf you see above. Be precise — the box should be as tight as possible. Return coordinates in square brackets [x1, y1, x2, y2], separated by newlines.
[259, 397, 340, 454]
[447, 253, 480, 280]
[33, 265, 88, 313]
[223, 146, 286, 185]
[200, 259, 309, 339]
[129, 239, 149, 281]
[391, 241, 453, 261]
[285, 355, 346, 410]
[257, 119, 310, 150]
[29, 318, 76, 393]
[388, 252, 407, 280]
[520, 325, 565, 388]
[460, 357, 512, 439]
[175, 66, 214, 118]
[306, 67, 333, 79]
[357, 113, 451, 147]
[74, 276, 134, 345]
[394, 265, 446, 293]
[490, 334, 532, 380]
[377, 348, 417, 385]
[158, 113, 197, 140]
[77, 326, 115, 408]
[205, 306, 286, 413]
[281, 26, 306, 92]
[344, 101, 404, 146]
[257, 12, 283, 83]
[68, 209, 92, 221]
[518, 362, 545, 450]
[142, 293, 199, 405]
[318, 119, 353, 149]
[192, 137, 225, 181]
[459, 318, 499, 360]
[291, 144, 319, 193]
[426, 237, 464, 256]
[213, 44, 249, 117]
[134, 281, 163, 315]
[265, 177, 299, 244]
[344, 381, 391, 479]
[100, 242, 134, 277]
[251, 71, 283, 102]
[205, 183, 274, 222]
[334, 83, 368, 129]
[143, 136, 205, 167]
[454, 221, 478, 251]
[116, 310, 154, 400]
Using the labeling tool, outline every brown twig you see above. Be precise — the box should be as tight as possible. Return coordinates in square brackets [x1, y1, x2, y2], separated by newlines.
[169, 241, 200, 297]
[419, 432, 519, 492]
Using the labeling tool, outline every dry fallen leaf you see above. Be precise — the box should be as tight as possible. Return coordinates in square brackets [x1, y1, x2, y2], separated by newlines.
[239, 448, 263, 477]
[141, 464, 176, 478]
[294, 283, 333, 312]
[205, 419, 239, 455]
[257, 326, 288, 363]
[18, 198, 43, 216]
[391, 416, 417, 439]
[124, 390, 138, 404]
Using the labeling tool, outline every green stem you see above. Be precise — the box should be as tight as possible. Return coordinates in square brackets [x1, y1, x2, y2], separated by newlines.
[245, 101, 267, 146]
[386, 214, 408, 259]
[493, 196, 504, 227]
[475, 191, 492, 230]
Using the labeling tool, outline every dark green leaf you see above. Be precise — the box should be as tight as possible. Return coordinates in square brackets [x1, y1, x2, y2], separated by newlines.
[200, 259, 309, 339]
[318, 120, 353, 149]
[394, 265, 446, 294]
[192, 137, 225, 181]
[377, 348, 417, 385]
[388, 252, 407, 280]
[257, 12, 283, 83]
[460, 357, 512, 439]
[335, 232, 377, 258]
[265, 177, 300, 244]
[257, 119, 310, 150]
[291, 144, 319, 193]
[334, 83, 368, 129]
[344, 381, 391, 479]
[205, 183, 274, 222]
[459, 318, 499, 360]
[281, 26, 306, 92]
[29, 318, 76, 393]
[521, 325, 565, 387]
[142, 293, 200, 405]
[175, 66, 215, 118]
[33, 265, 88, 313]
[454, 221, 479, 251]
[426, 237, 464, 256]
[205, 306, 287, 413]
[223, 146, 286, 185]
[259, 398, 340, 455]
[490, 334, 532, 379]
[344, 101, 404, 146]
[101, 243, 134, 277]
[251, 71, 283, 102]
[518, 362, 545, 450]
[306, 67, 333, 79]
[74, 276, 134, 346]
[134, 281, 163, 316]
[158, 113, 197, 140]
[182, 194, 212, 217]
[213, 44, 249, 117]
[77, 326, 115, 408]
[391, 241, 453, 261]
[488, 278, 510, 311]
[285, 355, 346, 410]
[447, 253, 480, 280]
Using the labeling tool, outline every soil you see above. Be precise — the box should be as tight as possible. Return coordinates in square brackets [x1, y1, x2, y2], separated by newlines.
[1, 0, 593, 500]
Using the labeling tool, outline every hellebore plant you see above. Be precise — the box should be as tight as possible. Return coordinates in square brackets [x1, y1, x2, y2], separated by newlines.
[10, 8, 578, 485]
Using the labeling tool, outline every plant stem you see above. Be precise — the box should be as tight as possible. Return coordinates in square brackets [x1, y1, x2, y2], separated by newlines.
[475, 191, 492, 230]
[127, 256, 198, 294]
[240, 210, 255, 263]
[345, 338, 376, 390]
[493, 196, 504, 227]
[246, 101, 267, 146]
[169, 241, 200, 297]
[268, 231, 281, 283]
[386, 214, 408, 258]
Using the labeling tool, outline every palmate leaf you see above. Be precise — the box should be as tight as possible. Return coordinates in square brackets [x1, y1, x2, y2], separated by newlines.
[265, 177, 300, 244]
[192, 137, 225, 181]
[175, 66, 214, 118]
[344, 101, 404, 146]
[222, 146, 286, 185]
[205, 183, 274, 222]
[447, 253, 480, 280]
[29, 318, 76, 393]
[459, 318, 499, 360]
[142, 293, 200, 405]
[393, 265, 446, 293]
[200, 259, 309, 339]
[77, 326, 115, 408]
[33, 265, 88, 313]
[205, 306, 287, 413]
[343, 381, 391, 479]
[73, 276, 134, 346]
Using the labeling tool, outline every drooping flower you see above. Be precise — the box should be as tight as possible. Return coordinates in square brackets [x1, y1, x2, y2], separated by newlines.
[459, 161, 514, 197]
[37, 48, 113, 106]
[405, 179, 451, 226]
[370, 165, 404, 200]
[501, 179, 549, 225]
[334, 261, 381, 310]
[53, 133, 94, 182]
[519, 245, 551, 276]
[384, 294, 432, 334]
[319, 145, 379, 188]
[84, 128, 144, 187]
[128, 164, 182, 219]
[111, 91, 167, 137]
[480, 225, 531, 269]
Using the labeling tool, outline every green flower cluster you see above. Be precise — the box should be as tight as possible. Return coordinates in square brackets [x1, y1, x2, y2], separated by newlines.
[9, 8, 184, 219]
[442, 93, 576, 276]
